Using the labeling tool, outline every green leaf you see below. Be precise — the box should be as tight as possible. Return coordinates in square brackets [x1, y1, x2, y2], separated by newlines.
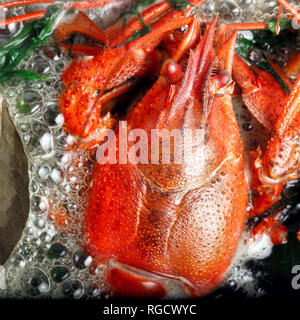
[266, 18, 292, 35]
[0, 70, 46, 84]
[118, 3, 153, 47]
[118, 0, 196, 47]
[0, 4, 64, 83]
[120, 0, 156, 23]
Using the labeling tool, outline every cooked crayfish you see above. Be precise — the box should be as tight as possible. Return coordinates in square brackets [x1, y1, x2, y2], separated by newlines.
[1, 0, 300, 297]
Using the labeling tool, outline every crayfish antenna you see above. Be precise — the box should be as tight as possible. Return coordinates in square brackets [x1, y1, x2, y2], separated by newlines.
[194, 15, 218, 92]
[0, 0, 124, 26]
[0, 0, 54, 8]
[0, 10, 45, 27]
[276, 3, 282, 35]
[277, 0, 300, 23]
[277, 73, 300, 136]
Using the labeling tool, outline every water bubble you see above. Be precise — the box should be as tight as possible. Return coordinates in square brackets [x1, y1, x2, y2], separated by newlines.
[47, 243, 68, 259]
[12, 253, 26, 268]
[36, 196, 48, 212]
[51, 266, 70, 283]
[23, 90, 43, 113]
[32, 237, 41, 246]
[37, 255, 46, 263]
[18, 123, 30, 133]
[39, 132, 53, 153]
[30, 180, 38, 193]
[55, 130, 77, 150]
[228, 280, 237, 289]
[45, 77, 56, 88]
[58, 152, 73, 167]
[292, 16, 300, 30]
[73, 248, 92, 270]
[31, 196, 44, 213]
[55, 62, 65, 73]
[50, 167, 63, 184]
[61, 280, 84, 299]
[86, 284, 101, 297]
[31, 121, 49, 137]
[40, 232, 53, 243]
[7, 88, 16, 98]
[30, 56, 50, 75]
[26, 227, 34, 235]
[38, 166, 51, 179]
[43, 103, 64, 127]
[34, 217, 46, 229]
[238, 0, 253, 8]
[54, 81, 62, 92]
[60, 182, 71, 193]
[22, 268, 50, 296]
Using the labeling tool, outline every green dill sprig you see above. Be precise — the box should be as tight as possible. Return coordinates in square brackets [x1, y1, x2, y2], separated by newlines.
[117, 26, 152, 47]
[118, 0, 156, 47]
[120, 0, 156, 25]
[0, 4, 64, 84]
[118, 0, 197, 47]
[265, 18, 292, 35]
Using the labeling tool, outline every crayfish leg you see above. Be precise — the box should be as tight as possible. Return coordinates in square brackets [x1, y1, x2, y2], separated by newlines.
[250, 73, 300, 217]
[284, 50, 300, 78]
[54, 10, 107, 44]
[251, 212, 288, 245]
[232, 54, 287, 132]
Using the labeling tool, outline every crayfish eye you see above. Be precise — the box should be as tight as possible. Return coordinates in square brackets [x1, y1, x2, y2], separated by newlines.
[211, 70, 231, 90]
[163, 59, 183, 84]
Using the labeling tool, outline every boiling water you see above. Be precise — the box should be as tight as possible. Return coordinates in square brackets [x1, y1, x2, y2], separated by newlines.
[0, 0, 299, 299]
